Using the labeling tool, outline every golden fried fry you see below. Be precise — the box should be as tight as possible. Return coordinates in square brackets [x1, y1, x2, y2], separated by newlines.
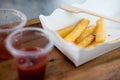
[64, 18, 89, 42]
[75, 26, 96, 44]
[86, 41, 97, 49]
[95, 18, 106, 43]
[57, 25, 75, 38]
[77, 35, 95, 48]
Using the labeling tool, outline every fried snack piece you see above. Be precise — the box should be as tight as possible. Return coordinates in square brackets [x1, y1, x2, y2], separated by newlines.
[77, 35, 95, 48]
[86, 41, 97, 49]
[75, 26, 96, 44]
[57, 25, 75, 38]
[64, 18, 89, 42]
[95, 18, 106, 43]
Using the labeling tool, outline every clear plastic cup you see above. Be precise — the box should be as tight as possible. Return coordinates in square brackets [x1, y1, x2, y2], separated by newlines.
[0, 8, 27, 59]
[6, 27, 53, 80]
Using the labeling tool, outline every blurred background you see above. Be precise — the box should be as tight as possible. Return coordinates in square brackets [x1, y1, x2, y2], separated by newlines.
[0, 0, 86, 19]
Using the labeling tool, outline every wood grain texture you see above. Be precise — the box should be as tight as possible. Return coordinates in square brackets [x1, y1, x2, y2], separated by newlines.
[0, 18, 120, 80]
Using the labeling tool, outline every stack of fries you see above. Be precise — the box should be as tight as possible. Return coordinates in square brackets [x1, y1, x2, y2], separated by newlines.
[57, 18, 106, 48]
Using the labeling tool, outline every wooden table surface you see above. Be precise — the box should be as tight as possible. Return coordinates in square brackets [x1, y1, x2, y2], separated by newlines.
[0, 18, 120, 80]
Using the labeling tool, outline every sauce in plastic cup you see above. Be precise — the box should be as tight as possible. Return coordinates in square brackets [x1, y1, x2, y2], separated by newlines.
[6, 27, 53, 80]
[0, 8, 27, 59]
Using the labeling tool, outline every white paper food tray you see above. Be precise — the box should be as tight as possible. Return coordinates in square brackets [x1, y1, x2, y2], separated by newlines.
[39, 0, 120, 66]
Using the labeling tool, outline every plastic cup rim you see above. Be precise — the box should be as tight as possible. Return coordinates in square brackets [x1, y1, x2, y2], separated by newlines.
[6, 27, 53, 56]
[0, 8, 27, 32]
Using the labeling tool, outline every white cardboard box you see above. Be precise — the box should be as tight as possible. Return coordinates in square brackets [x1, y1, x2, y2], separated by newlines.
[39, 0, 120, 66]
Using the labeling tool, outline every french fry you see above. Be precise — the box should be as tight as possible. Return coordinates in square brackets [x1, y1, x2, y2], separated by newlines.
[95, 18, 106, 43]
[86, 41, 97, 49]
[75, 26, 96, 44]
[77, 35, 95, 48]
[64, 18, 89, 42]
[57, 25, 75, 38]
